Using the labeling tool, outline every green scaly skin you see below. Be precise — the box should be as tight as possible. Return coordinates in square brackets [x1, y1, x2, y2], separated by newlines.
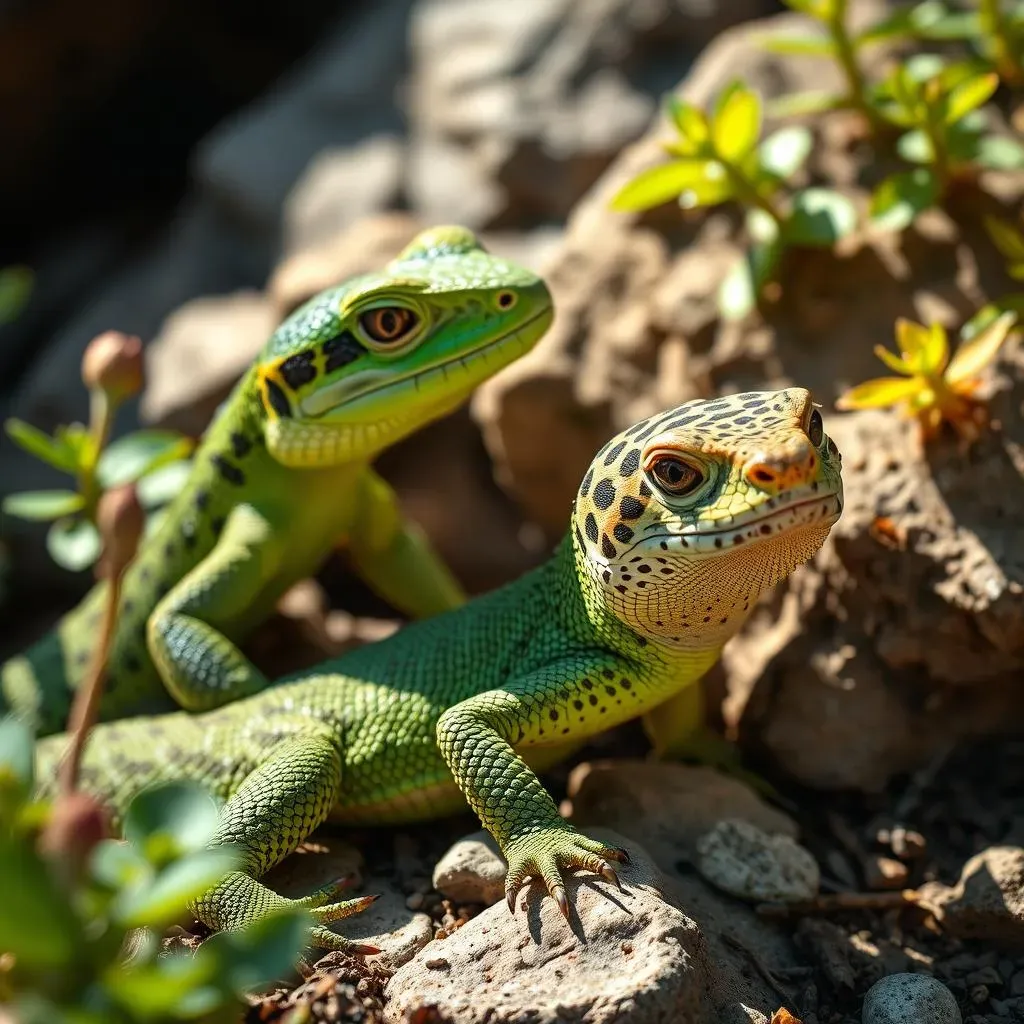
[34, 388, 843, 951]
[2, 226, 553, 737]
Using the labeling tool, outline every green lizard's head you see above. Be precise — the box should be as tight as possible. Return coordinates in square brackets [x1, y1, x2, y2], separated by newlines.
[572, 388, 843, 649]
[255, 226, 553, 466]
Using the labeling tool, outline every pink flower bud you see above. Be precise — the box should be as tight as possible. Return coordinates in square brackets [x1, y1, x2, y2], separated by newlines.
[81, 331, 144, 402]
[95, 484, 145, 580]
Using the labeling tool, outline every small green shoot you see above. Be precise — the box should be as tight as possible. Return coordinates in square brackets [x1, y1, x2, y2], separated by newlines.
[868, 56, 1024, 230]
[762, 0, 887, 131]
[609, 80, 856, 319]
[836, 310, 1018, 438]
[2, 331, 193, 572]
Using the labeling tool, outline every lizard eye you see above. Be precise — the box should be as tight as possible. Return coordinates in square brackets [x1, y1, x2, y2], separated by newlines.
[360, 307, 419, 345]
[646, 455, 703, 496]
[807, 408, 824, 447]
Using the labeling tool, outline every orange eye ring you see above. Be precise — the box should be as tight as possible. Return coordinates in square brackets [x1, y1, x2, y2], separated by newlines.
[360, 307, 418, 344]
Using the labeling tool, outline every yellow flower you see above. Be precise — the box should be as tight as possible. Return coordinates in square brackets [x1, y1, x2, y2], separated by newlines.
[836, 311, 1018, 439]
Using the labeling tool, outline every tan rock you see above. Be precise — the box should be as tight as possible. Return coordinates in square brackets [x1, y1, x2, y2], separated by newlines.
[918, 846, 1024, 947]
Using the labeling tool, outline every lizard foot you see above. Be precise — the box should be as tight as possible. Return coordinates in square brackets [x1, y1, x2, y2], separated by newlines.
[301, 886, 382, 953]
[503, 827, 629, 917]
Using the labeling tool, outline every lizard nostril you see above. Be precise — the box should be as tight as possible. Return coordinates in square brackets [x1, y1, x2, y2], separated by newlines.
[749, 466, 775, 485]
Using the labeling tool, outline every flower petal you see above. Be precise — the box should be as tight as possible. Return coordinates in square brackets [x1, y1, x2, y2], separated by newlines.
[945, 311, 1018, 385]
[836, 376, 925, 410]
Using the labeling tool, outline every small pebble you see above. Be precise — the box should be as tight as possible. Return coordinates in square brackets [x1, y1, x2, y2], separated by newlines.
[405, 892, 425, 911]
[864, 855, 909, 891]
[696, 818, 819, 902]
[862, 973, 962, 1024]
[969, 984, 989, 1005]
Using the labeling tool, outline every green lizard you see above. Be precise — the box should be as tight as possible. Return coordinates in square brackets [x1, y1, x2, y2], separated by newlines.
[34, 387, 843, 950]
[3, 226, 553, 737]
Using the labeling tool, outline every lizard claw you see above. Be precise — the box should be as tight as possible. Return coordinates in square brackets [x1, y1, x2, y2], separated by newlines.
[552, 884, 570, 919]
[597, 859, 621, 889]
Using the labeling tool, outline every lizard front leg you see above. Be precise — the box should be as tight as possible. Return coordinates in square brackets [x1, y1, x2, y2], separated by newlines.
[435, 665, 631, 915]
[193, 730, 377, 952]
[147, 504, 282, 712]
[346, 469, 467, 618]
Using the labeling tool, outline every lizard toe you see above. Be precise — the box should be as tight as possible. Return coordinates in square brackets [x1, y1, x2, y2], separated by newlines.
[309, 924, 380, 955]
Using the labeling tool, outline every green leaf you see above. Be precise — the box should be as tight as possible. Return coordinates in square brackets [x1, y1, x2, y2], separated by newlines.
[973, 134, 1024, 170]
[746, 208, 781, 244]
[780, 0, 835, 17]
[114, 847, 239, 928]
[90, 838, 151, 890]
[4, 418, 80, 474]
[665, 97, 709, 151]
[765, 91, 849, 118]
[856, 0, 951, 45]
[677, 161, 736, 208]
[784, 188, 858, 247]
[759, 32, 836, 56]
[870, 168, 939, 231]
[124, 781, 223, 862]
[2, 490, 85, 522]
[896, 129, 934, 163]
[96, 430, 193, 490]
[0, 266, 33, 325]
[104, 952, 220, 1018]
[711, 81, 762, 162]
[984, 216, 1024, 261]
[136, 458, 193, 509]
[0, 716, 35, 796]
[717, 241, 783, 322]
[918, 10, 980, 38]
[758, 126, 813, 180]
[962, 296, 1024, 339]
[0, 840, 81, 967]
[943, 72, 999, 123]
[905, 52, 947, 82]
[202, 909, 311, 994]
[46, 517, 101, 572]
[609, 160, 719, 212]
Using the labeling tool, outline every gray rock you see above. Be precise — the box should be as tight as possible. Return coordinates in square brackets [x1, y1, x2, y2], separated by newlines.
[918, 847, 1024, 947]
[432, 830, 506, 906]
[385, 829, 714, 1024]
[862, 973, 962, 1024]
[195, 0, 415, 239]
[695, 818, 819, 903]
[405, 0, 775, 227]
[566, 760, 799, 866]
[140, 290, 277, 435]
[282, 137, 405, 256]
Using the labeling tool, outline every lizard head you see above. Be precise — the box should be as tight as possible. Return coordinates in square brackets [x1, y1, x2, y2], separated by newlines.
[255, 226, 553, 467]
[572, 388, 843, 649]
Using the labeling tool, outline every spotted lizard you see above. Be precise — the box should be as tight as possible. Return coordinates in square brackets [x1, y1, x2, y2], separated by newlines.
[3, 226, 553, 736]
[34, 387, 843, 950]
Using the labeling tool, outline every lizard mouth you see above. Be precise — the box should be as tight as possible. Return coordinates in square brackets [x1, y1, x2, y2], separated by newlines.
[639, 487, 843, 557]
[298, 305, 553, 420]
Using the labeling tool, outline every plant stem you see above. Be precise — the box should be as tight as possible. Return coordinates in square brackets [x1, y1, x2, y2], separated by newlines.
[826, 0, 885, 133]
[980, 0, 1024, 87]
[57, 568, 121, 796]
[717, 158, 787, 228]
[80, 389, 115, 519]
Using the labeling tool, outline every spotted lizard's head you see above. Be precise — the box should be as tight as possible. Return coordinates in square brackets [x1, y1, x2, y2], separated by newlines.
[255, 226, 553, 466]
[572, 388, 843, 649]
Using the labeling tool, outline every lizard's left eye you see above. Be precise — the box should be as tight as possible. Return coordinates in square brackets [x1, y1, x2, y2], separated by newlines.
[360, 307, 419, 344]
[807, 408, 823, 447]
